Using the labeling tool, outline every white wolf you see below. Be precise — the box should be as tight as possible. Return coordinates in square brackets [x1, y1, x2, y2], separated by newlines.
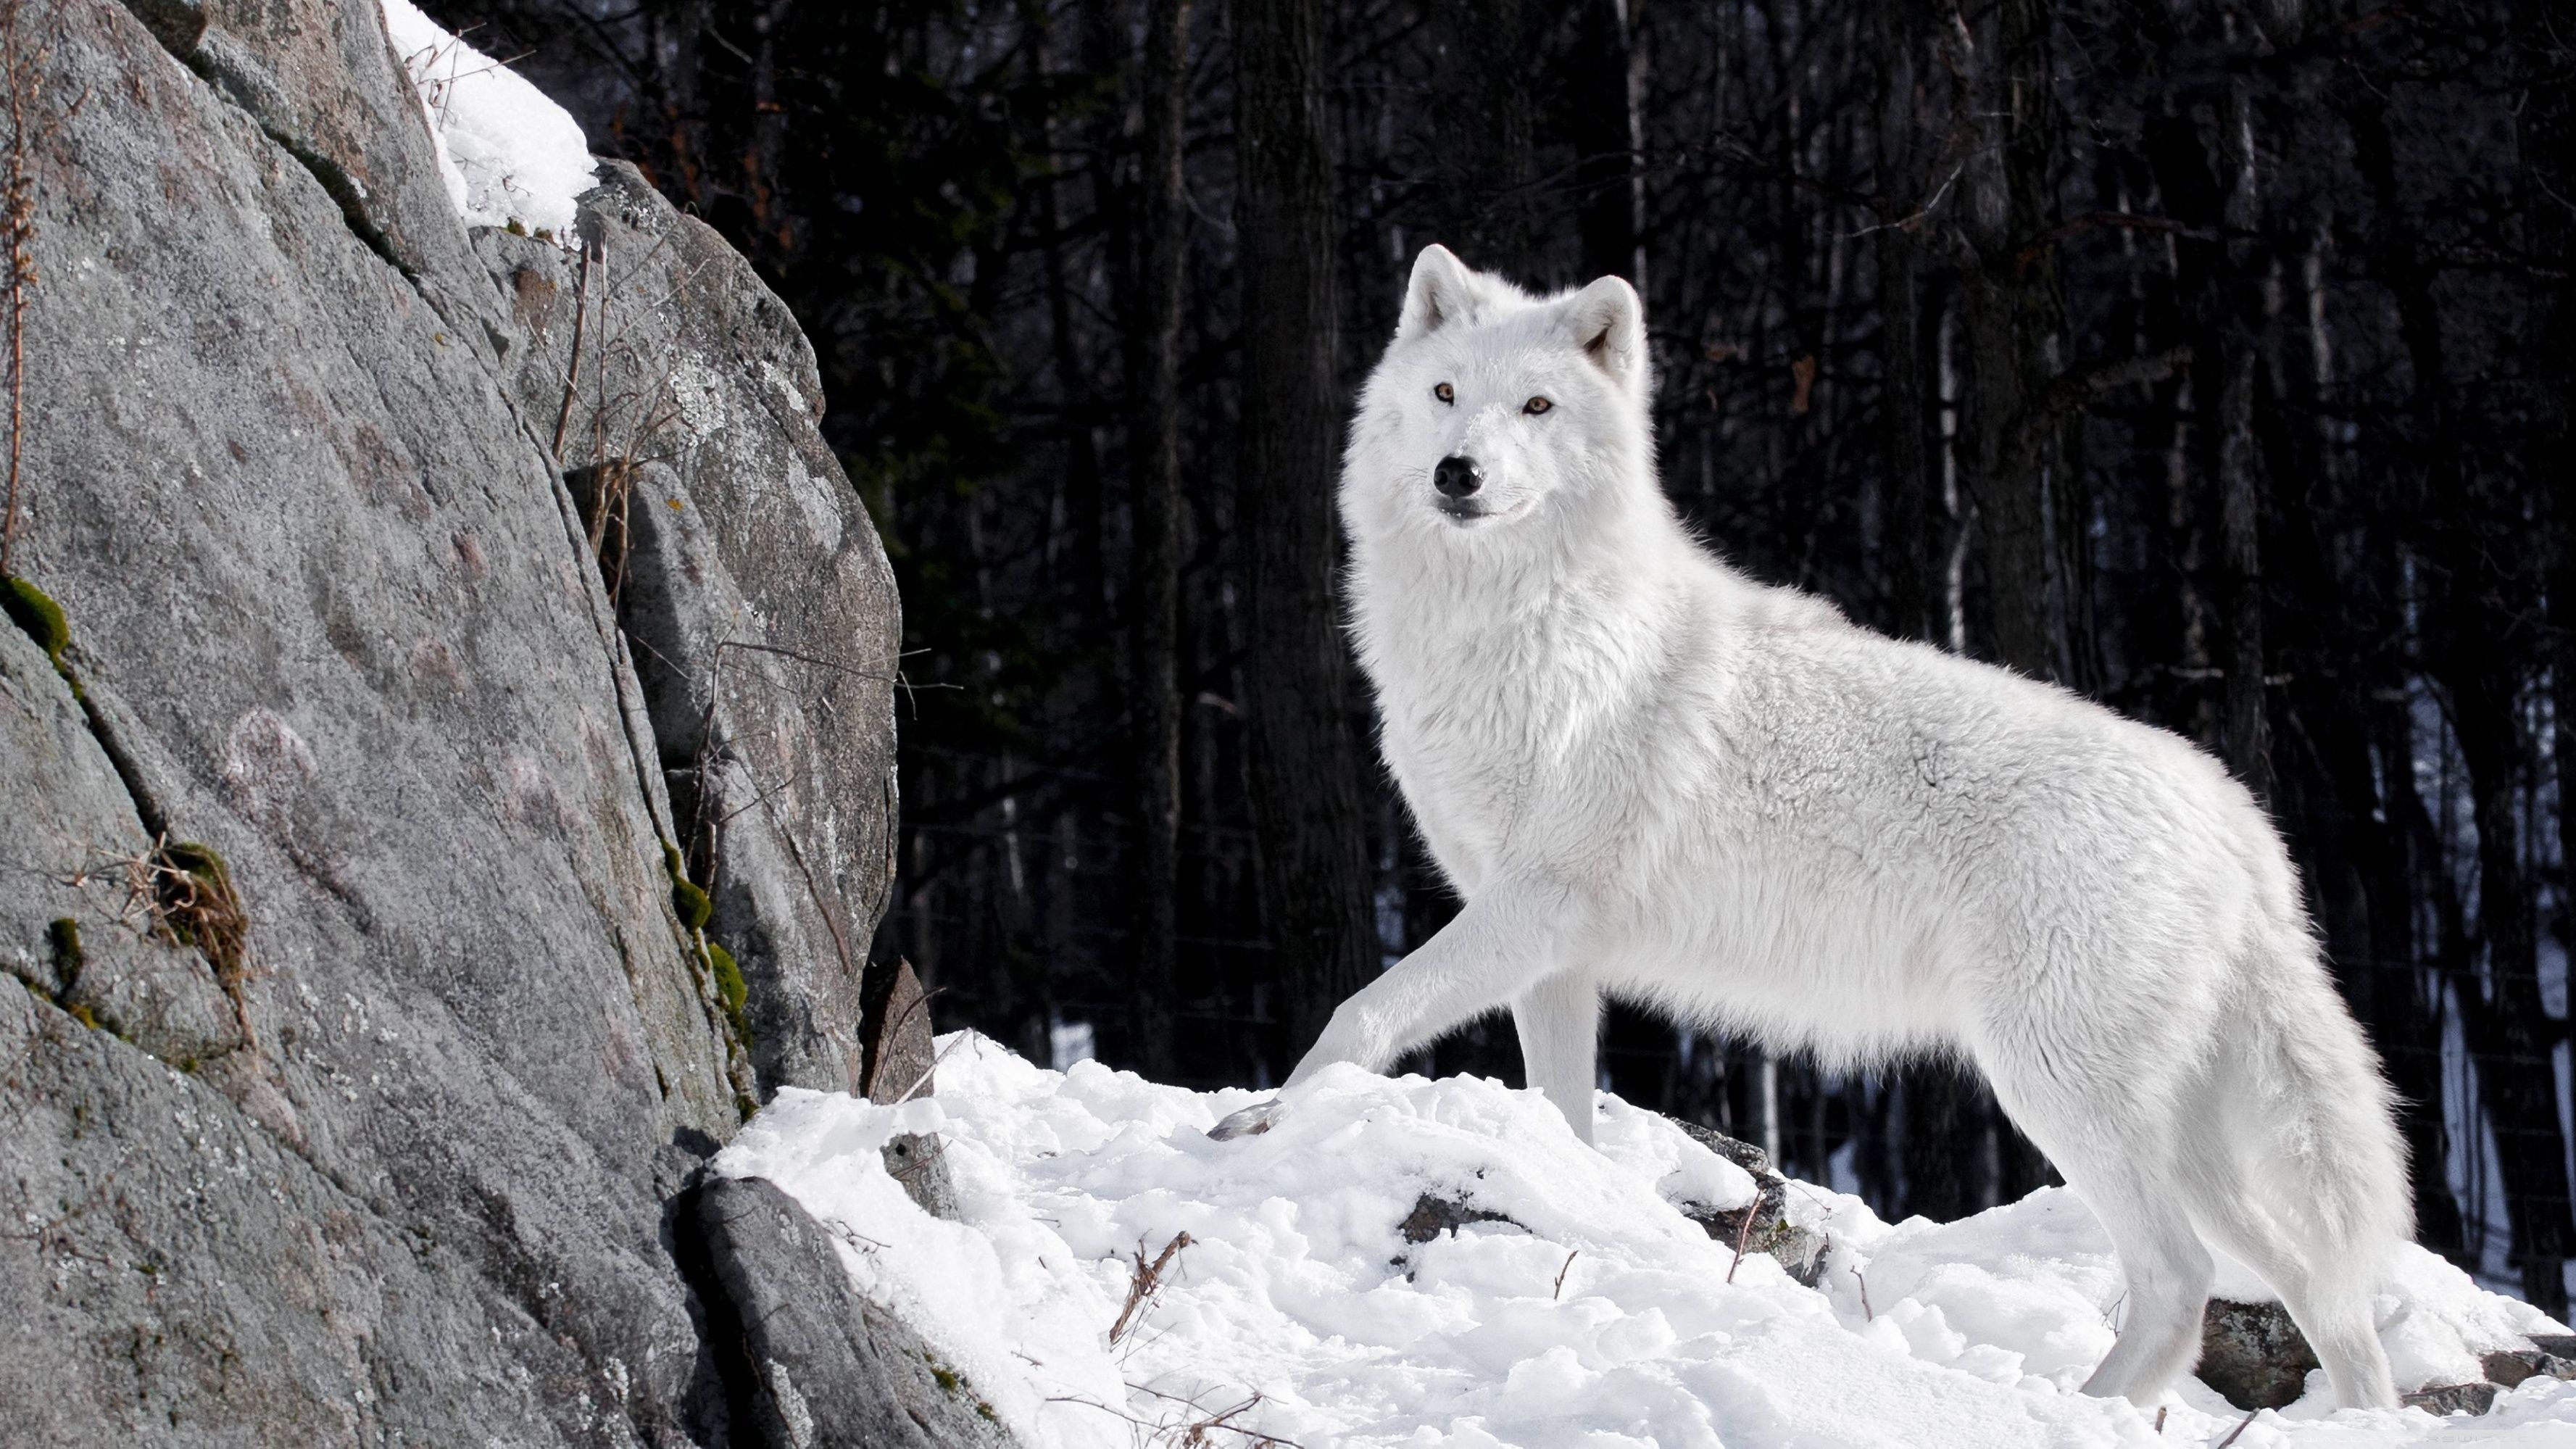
[1212, 244, 2411, 1411]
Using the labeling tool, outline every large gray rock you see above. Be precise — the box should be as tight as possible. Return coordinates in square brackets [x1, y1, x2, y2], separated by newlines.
[1, 0, 915, 1440]
[478, 165, 903, 1101]
[0, 981, 641, 1440]
[689, 1177, 1016, 1449]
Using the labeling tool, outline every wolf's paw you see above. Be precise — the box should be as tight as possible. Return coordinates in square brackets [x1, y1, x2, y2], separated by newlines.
[1208, 1098, 1283, 1140]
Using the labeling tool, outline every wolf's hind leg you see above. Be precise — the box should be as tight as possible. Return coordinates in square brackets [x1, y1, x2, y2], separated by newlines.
[2001, 1061, 2214, 1406]
[2066, 1154, 2216, 1406]
[2187, 1155, 2398, 1409]
[1511, 971, 1600, 1144]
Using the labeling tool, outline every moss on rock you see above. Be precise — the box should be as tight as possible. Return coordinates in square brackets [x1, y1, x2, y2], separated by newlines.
[663, 842, 712, 931]
[673, 876, 712, 931]
[706, 939, 752, 1047]
[3, 575, 70, 671]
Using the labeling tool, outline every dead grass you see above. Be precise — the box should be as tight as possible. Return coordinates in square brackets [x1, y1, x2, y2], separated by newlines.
[99, 834, 254, 1049]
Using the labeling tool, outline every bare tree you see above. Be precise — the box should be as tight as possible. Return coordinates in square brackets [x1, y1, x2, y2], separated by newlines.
[1129, 0, 1194, 1077]
[1234, 0, 1378, 1057]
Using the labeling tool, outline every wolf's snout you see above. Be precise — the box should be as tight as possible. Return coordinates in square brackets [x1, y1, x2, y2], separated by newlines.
[1433, 455, 1484, 499]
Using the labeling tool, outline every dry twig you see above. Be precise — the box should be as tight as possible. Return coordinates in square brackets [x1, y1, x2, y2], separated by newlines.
[1132, 1385, 1300, 1448]
[886, 1024, 965, 1107]
[1108, 1231, 1195, 1345]
[551, 238, 596, 458]
[1048, 1386, 1305, 1448]
[1725, 1193, 1760, 1284]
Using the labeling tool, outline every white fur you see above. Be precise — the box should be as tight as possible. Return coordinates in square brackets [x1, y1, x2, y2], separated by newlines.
[1241, 245, 2414, 1411]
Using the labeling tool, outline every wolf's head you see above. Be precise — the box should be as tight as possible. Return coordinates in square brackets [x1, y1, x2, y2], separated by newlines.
[1344, 245, 1653, 542]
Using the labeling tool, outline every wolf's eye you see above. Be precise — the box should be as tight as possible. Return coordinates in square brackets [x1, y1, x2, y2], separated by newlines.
[1524, 396, 1553, 415]
[1434, 382, 1455, 404]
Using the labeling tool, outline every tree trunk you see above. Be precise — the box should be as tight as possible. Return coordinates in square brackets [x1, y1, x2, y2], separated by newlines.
[1878, 0, 1983, 1215]
[2216, 335, 2269, 802]
[2216, 74, 2272, 803]
[1432, 0, 1540, 275]
[1573, 0, 1646, 290]
[1036, 2, 1110, 647]
[1233, 0, 1379, 1062]
[2351, 694, 2467, 1261]
[1879, 227, 1935, 642]
[2358, 698, 2469, 1261]
[1127, 0, 1193, 1079]
[1873, 0, 1935, 644]
[1953, 0, 2066, 686]
[1902, 1062, 1969, 1221]
[2441, 660, 2574, 1319]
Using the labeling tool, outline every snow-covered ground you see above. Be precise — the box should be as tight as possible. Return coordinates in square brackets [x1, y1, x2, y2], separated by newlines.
[714, 1035, 2576, 1448]
[381, 0, 596, 237]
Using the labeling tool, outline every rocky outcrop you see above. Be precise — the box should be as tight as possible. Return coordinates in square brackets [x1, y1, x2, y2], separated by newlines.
[687, 1177, 1015, 1449]
[478, 166, 900, 1103]
[0, 1, 936, 1441]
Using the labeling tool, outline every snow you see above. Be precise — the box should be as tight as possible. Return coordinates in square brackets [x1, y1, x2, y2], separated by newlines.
[714, 1034, 2576, 1448]
[380, 0, 595, 237]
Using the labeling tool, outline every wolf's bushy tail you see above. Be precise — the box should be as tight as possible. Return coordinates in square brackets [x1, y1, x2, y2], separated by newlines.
[2240, 931, 2411, 1263]
[2206, 926, 2409, 1407]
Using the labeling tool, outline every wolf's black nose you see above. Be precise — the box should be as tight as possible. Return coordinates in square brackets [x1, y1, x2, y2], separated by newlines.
[1434, 455, 1484, 499]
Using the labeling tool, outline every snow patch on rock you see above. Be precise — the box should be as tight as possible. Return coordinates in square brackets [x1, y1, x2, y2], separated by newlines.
[381, 0, 595, 236]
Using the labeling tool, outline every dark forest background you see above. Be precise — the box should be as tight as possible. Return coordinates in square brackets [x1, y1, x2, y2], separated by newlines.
[421, 0, 2576, 1312]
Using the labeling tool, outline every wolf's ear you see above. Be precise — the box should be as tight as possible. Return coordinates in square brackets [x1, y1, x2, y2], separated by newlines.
[1396, 244, 1476, 345]
[1562, 275, 1646, 389]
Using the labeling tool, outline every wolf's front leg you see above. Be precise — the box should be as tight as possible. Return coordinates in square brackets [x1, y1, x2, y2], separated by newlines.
[1210, 881, 1580, 1142]
[1284, 879, 1581, 1087]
